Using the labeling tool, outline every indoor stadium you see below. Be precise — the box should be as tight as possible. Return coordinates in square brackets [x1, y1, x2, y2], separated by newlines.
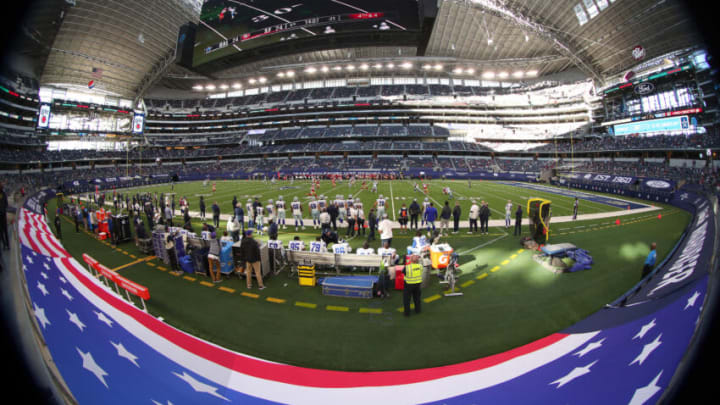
[0, 0, 718, 404]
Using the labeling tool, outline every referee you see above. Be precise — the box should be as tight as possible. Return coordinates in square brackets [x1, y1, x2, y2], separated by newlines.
[403, 255, 424, 317]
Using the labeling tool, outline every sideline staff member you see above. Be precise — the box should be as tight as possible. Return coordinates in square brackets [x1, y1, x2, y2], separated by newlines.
[403, 255, 423, 317]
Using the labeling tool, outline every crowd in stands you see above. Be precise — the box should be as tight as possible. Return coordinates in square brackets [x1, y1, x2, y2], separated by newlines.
[527, 133, 720, 153]
[496, 159, 556, 173]
[574, 160, 717, 184]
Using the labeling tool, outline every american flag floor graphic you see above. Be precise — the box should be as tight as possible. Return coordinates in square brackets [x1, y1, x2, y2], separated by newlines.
[19, 207, 706, 404]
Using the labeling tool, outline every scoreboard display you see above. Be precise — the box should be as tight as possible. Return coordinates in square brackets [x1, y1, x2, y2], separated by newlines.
[193, 0, 420, 67]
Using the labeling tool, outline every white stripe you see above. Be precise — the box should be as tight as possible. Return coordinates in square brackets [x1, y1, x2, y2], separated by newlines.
[53, 257, 599, 404]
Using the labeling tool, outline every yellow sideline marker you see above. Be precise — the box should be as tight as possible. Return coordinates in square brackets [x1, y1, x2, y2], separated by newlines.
[476, 273, 489, 280]
[112, 255, 156, 271]
[359, 308, 382, 314]
[200, 281, 214, 287]
[219, 287, 235, 293]
[241, 292, 259, 299]
[266, 297, 286, 304]
[460, 279, 475, 288]
[326, 305, 349, 312]
[501, 260, 510, 265]
[510, 254, 518, 259]
[490, 266, 501, 272]
[295, 301, 317, 309]
[424, 294, 442, 303]
[183, 276, 196, 282]
[517, 249, 525, 254]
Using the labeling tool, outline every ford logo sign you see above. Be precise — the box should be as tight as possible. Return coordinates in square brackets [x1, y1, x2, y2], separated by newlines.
[634, 82, 655, 95]
[645, 180, 671, 189]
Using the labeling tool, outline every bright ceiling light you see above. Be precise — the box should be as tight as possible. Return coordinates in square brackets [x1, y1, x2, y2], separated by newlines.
[453, 67, 463, 74]
[258, 77, 267, 83]
[286, 70, 295, 77]
[512, 71, 524, 78]
[205, 84, 216, 90]
[277, 72, 285, 78]
[466, 68, 475, 75]
[192, 85, 204, 91]
[434, 64, 443, 71]
[487, 38, 493, 45]
[401, 62, 413, 69]
[231, 83, 242, 89]
[360, 63, 369, 70]
[422, 64, 432, 70]
[482, 71, 495, 79]
[320, 66, 329, 73]
[219, 84, 229, 90]
[498, 71, 509, 78]
[386, 63, 395, 69]
[249, 78, 257, 84]
[305, 67, 317, 74]
[526, 70, 538, 77]
[332, 66, 342, 71]
[373, 63, 383, 69]
[346, 65, 355, 71]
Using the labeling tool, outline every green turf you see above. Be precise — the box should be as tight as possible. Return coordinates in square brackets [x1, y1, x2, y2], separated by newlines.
[49, 181, 692, 371]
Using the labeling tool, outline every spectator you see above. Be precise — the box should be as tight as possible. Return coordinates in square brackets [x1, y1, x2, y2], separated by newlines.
[227, 215, 241, 242]
[479, 201, 490, 235]
[207, 232, 223, 283]
[327, 202, 338, 231]
[440, 201, 451, 236]
[409, 198, 420, 230]
[452, 201, 461, 234]
[424, 202, 438, 233]
[166, 232, 182, 276]
[268, 218, 278, 240]
[642, 242, 657, 278]
[469, 200, 479, 234]
[367, 208, 377, 241]
[379, 214, 393, 247]
[240, 230, 265, 290]
[211, 201, 220, 228]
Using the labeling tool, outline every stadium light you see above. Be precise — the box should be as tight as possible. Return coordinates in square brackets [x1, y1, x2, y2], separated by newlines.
[276, 72, 285, 78]
[332, 66, 342, 71]
[401, 62, 413, 70]
[526, 70, 538, 77]
[192, 85, 204, 91]
[466, 68, 475, 75]
[258, 77, 267, 83]
[305, 67, 317, 74]
[219, 84, 229, 90]
[360, 63, 369, 71]
[386, 63, 395, 69]
[487, 38, 493, 45]
[321, 66, 329, 73]
[205, 84, 216, 90]
[434, 64, 443, 71]
[422, 64, 432, 70]
[512, 71, 524, 78]
[346, 65, 356, 71]
[231, 83, 242, 89]
[453, 67, 463, 74]
[249, 78, 257, 84]
[286, 70, 295, 77]
[373, 63, 383, 69]
[498, 71, 509, 79]
[482, 71, 495, 79]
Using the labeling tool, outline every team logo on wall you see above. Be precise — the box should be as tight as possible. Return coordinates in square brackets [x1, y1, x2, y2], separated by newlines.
[632, 45, 645, 60]
[623, 70, 635, 81]
[634, 82, 655, 95]
[645, 180, 671, 189]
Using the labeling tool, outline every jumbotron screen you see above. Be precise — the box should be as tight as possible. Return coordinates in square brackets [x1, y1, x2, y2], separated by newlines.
[193, 0, 421, 67]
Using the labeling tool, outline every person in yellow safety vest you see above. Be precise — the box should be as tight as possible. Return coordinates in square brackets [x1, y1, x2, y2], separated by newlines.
[403, 255, 423, 316]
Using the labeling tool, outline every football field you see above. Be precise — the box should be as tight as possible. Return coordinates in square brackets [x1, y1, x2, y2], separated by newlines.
[55, 180, 691, 371]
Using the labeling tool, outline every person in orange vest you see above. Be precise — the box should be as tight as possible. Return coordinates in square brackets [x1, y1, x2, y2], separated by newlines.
[398, 203, 409, 234]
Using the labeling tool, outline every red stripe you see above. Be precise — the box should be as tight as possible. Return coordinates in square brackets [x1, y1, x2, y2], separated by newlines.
[22, 226, 46, 255]
[57, 257, 568, 388]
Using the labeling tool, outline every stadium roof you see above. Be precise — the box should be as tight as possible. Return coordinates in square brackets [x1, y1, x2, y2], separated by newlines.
[17, 0, 706, 98]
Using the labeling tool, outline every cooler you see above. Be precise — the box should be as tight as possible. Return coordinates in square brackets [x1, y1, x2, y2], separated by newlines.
[220, 241, 234, 274]
[430, 244, 454, 269]
[98, 221, 109, 235]
[394, 268, 404, 290]
[179, 255, 194, 273]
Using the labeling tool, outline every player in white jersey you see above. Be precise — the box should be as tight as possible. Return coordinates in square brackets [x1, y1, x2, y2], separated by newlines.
[266, 200, 276, 224]
[246, 199, 254, 229]
[288, 236, 305, 251]
[309, 238, 327, 253]
[255, 204, 264, 234]
[335, 195, 346, 224]
[371, 181, 378, 193]
[375, 194, 386, 219]
[317, 195, 327, 211]
[354, 198, 364, 213]
[414, 182, 421, 193]
[332, 240, 352, 254]
[276, 196, 287, 229]
[309, 198, 320, 229]
[291, 196, 304, 230]
[421, 197, 431, 226]
[345, 196, 354, 213]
